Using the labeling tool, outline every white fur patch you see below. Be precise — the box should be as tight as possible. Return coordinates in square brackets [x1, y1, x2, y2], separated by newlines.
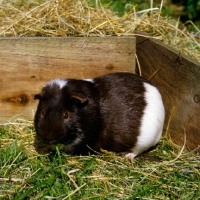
[45, 79, 67, 89]
[130, 82, 165, 157]
[84, 78, 94, 83]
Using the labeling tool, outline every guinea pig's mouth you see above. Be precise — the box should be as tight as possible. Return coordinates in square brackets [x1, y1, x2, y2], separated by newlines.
[46, 137, 68, 145]
[48, 139, 59, 144]
[47, 137, 73, 146]
[36, 133, 66, 145]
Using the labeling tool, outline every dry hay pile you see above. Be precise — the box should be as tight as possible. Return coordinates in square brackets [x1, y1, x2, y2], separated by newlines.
[0, 0, 200, 62]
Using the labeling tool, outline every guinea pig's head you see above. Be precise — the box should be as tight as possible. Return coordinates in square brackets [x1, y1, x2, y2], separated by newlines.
[34, 79, 100, 146]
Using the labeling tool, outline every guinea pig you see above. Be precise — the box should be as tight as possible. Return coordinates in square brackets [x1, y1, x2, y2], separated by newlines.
[34, 72, 165, 160]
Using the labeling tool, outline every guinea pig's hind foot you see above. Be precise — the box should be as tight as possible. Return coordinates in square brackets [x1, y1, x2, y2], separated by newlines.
[124, 152, 137, 161]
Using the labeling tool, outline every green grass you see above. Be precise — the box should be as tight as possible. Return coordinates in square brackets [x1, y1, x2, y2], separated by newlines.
[0, 120, 200, 199]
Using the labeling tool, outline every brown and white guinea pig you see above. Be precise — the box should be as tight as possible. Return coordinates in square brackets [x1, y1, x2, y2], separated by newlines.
[34, 72, 165, 160]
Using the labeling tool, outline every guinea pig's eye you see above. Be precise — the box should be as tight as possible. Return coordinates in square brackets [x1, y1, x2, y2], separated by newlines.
[41, 109, 46, 118]
[63, 112, 68, 120]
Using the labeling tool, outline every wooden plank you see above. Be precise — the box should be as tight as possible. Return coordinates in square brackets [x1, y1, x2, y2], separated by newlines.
[0, 37, 135, 123]
[136, 35, 200, 153]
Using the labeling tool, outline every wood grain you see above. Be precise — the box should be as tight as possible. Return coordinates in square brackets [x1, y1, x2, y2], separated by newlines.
[0, 37, 135, 122]
[136, 35, 200, 153]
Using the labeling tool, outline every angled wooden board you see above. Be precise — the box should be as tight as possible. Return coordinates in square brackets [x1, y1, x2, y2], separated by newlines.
[136, 35, 200, 153]
[0, 37, 135, 123]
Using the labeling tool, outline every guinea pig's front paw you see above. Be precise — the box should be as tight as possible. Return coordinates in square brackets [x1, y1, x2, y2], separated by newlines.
[124, 152, 137, 161]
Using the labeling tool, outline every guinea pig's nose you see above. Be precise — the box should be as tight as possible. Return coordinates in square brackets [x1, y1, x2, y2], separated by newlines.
[45, 132, 59, 142]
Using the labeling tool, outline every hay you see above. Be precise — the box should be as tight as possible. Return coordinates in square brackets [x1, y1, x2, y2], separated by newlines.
[0, 116, 199, 198]
[0, 0, 200, 62]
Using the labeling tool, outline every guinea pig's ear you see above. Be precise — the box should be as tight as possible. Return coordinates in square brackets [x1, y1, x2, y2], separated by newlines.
[70, 94, 88, 105]
[34, 93, 43, 100]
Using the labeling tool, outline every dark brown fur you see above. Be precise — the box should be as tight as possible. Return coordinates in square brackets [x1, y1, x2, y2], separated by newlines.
[34, 72, 150, 155]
